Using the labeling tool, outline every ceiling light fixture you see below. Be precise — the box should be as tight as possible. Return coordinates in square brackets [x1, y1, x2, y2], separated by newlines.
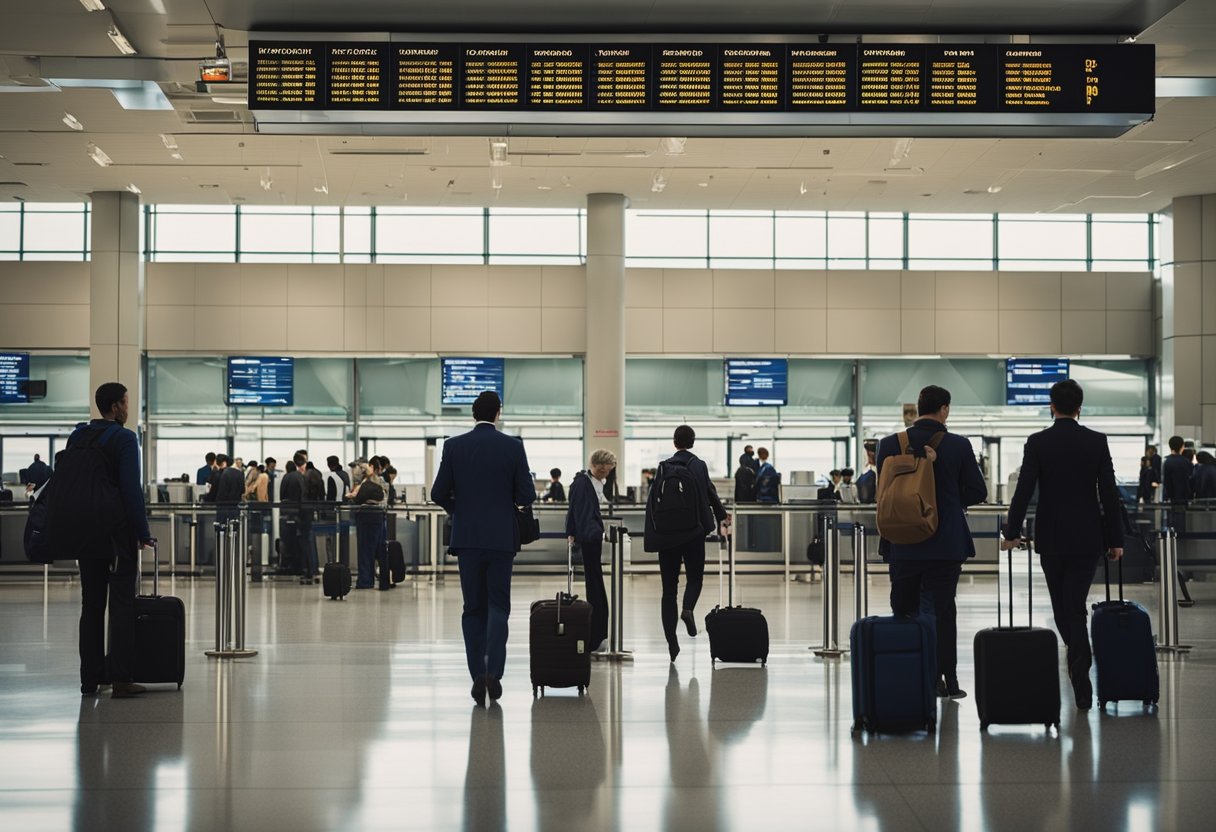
[489, 137, 509, 166]
[800, 181, 808, 195]
[125, 183, 140, 195]
[78, 0, 106, 11]
[86, 142, 112, 167]
[170, 151, 182, 160]
[313, 184, 328, 194]
[490, 169, 503, 190]
[160, 133, 178, 150]
[107, 24, 137, 55]
[62, 112, 83, 131]
[660, 137, 687, 156]
[651, 170, 668, 193]
[259, 168, 272, 191]
[210, 96, 246, 105]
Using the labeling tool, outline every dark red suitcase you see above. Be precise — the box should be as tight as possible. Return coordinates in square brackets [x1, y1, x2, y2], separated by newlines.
[529, 543, 593, 696]
[132, 543, 186, 689]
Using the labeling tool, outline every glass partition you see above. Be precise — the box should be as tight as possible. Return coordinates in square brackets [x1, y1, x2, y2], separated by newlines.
[0, 354, 91, 423]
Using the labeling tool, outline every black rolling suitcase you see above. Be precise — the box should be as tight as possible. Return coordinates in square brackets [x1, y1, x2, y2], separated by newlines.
[1091, 556, 1159, 709]
[387, 540, 406, 584]
[529, 543, 593, 696]
[973, 541, 1060, 731]
[705, 530, 769, 665]
[132, 542, 186, 689]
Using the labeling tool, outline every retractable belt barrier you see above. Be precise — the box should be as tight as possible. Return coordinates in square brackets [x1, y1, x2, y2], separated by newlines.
[1156, 527, 1192, 655]
[595, 524, 634, 663]
[205, 519, 258, 660]
[813, 513, 846, 658]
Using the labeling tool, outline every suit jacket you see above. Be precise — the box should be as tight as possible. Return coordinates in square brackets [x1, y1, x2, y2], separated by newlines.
[565, 471, 604, 543]
[430, 423, 535, 554]
[1162, 454, 1193, 504]
[1193, 463, 1216, 500]
[1004, 418, 1122, 558]
[876, 419, 987, 562]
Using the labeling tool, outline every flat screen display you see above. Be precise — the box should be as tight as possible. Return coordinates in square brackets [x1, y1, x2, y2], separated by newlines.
[0, 352, 30, 404]
[725, 358, 788, 407]
[1006, 358, 1070, 406]
[227, 356, 294, 406]
[442, 357, 505, 406]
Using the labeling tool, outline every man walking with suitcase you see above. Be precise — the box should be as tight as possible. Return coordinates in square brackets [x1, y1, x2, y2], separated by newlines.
[431, 391, 535, 706]
[53, 383, 154, 699]
[1002, 379, 1123, 711]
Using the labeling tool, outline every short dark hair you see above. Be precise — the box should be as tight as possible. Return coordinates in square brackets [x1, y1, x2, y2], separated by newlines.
[292, 452, 307, 467]
[327, 455, 340, 470]
[1146, 445, 1157, 454]
[215, 453, 230, 466]
[673, 425, 696, 450]
[94, 382, 127, 416]
[205, 452, 217, 464]
[247, 460, 259, 468]
[264, 457, 276, 465]
[1049, 379, 1083, 416]
[744, 445, 754, 453]
[830, 469, 841, 478]
[842, 468, 855, 477]
[1141, 456, 1150, 464]
[285, 460, 297, 472]
[1168, 435, 1184, 452]
[917, 385, 951, 416]
[1197, 451, 1215, 466]
[472, 391, 502, 423]
[550, 468, 562, 479]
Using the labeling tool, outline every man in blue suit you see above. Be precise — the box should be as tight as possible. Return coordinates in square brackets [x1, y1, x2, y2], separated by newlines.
[431, 391, 535, 707]
[877, 385, 987, 700]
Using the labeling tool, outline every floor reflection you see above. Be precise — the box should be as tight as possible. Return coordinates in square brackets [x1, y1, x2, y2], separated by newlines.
[530, 695, 606, 832]
[462, 704, 505, 832]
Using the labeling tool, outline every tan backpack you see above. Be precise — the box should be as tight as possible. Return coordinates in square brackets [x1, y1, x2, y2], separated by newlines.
[876, 431, 945, 545]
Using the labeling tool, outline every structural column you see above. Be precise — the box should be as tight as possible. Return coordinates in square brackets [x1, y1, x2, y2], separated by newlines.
[89, 191, 145, 424]
[584, 193, 628, 465]
[1159, 197, 1216, 444]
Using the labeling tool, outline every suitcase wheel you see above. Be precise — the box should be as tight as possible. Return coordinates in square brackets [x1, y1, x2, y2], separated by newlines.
[577, 686, 585, 696]
[1144, 700, 1155, 708]
[1098, 700, 1107, 710]
[177, 683, 182, 690]
[980, 722, 989, 731]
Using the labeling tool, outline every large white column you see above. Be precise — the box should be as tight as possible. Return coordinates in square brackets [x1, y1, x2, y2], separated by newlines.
[1159, 196, 1216, 444]
[89, 191, 144, 424]
[584, 193, 628, 466]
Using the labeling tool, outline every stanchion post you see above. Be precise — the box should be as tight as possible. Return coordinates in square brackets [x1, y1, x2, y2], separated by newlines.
[813, 513, 845, 658]
[853, 523, 868, 622]
[1156, 527, 1192, 654]
[207, 517, 258, 659]
[595, 523, 633, 663]
[207, 521, 226, 656]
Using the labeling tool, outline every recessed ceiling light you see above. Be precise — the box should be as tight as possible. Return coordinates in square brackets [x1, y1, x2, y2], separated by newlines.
[698, 182, 709, 188]
[170, 151, 183, 160]
[125, 183, 140, 194]
[62, 112, 83, 131]
[106, 24, 137, 55]
[210, 96, 247, 106]
[537, 185, 552, 191]
[160, 133, 178, 150]
[78, 0, 106, 11]
[86, 142, 112, 167]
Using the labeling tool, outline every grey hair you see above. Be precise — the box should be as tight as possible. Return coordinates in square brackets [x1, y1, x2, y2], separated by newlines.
[589, 449, 617, 468]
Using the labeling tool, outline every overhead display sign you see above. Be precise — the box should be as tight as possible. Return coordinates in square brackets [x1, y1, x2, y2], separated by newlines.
[250, 39, 1154, 136]
[0, 352, 30, 404]
[227, 357, 295, 406]
[1006, 358, 1070, 406]
[442, 357, 505, 406]
[725, 358, 789, 407]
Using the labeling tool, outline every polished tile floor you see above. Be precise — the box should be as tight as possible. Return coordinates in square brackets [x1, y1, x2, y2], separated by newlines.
[0, 566, 1213, 832]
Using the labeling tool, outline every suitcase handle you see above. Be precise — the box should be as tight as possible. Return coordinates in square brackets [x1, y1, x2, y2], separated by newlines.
[138, 539, 160, 596]
[997, 530, 1034, 628]
[1103, 553, 1123, 603]
[714, 521, 734, 608]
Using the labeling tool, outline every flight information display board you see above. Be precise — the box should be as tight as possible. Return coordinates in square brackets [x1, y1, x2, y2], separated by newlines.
[725, 358, 789, 407]
[1006, 358, 1070, 406]
[250, 40, 1154, 115]
[0, 352, 30, 404]
[442, 357, 505, 406]
[227, 357, 295, 406]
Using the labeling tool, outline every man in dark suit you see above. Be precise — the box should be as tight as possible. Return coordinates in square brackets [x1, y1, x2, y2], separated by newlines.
[431, 391, 535, 706]
[1162, 435, 1193, 533]
[877, 385, 987, 699]
[1003, 379, 1123, 711]
[24, 453, 51, 490]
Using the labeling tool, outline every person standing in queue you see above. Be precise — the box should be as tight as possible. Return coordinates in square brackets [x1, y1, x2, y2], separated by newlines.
[431, 391, 535, 707]
[876, 385, 987, 700]
[1002, 379, 1123, 711]
[347, 461, 386, 589]
[62, 383, 155, 699]
[644, 425, 730, 662]
[566, 449, 617, 653]
[278, 458, 304, 576]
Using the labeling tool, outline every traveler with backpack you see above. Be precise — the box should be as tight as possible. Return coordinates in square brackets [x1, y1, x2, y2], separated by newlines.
[644, 425, 730, 662]
[755, 447, 780, 503]
[733, 451, 758, 503]
[875, 385, 987, 699]
[52, 382, 154, 699]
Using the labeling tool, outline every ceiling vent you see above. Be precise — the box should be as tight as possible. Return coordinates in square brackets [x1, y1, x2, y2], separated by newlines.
[186, 108, 244, 123]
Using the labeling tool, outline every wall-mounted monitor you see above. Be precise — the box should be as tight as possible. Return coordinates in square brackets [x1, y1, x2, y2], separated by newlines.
[725, 358, 788, 407]
[442, 357, 505, 406]
[227, 356, 294, 406]
[0, 352, 30, 404]
[1006, 358, 1069, 406]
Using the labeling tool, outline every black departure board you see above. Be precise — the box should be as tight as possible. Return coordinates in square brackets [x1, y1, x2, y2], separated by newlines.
[249, 40, 1155, 117]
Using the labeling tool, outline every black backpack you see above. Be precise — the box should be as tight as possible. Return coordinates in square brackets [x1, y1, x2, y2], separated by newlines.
[734, 465, 757, 502]
[651, 458, 703, 535]
[45, 422, 127, 559]
[24, 482, 54, 564]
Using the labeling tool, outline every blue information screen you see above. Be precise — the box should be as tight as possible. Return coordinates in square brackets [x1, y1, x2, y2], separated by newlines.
[725, 358, 788, 407]
[442, 357, 505, 406]
[1006, 358, 1070, 406]
[0, 352, 30, 404]
[227, 357, 295, 406]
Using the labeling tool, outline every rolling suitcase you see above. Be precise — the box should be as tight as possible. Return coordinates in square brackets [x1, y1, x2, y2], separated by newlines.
[705, 530, 769, 665]
[850, 614, 937, 734]
[131, 542, 186, 689]
[322, 557, 351, 600]
[387, 540, 406, 584]
[1092, 556, 1159, 709]
[529, 543, 593, 696]
[973, 541, 1060, 731]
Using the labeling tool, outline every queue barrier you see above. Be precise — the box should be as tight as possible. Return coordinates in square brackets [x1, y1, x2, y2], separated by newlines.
[205, 518, 257, 660]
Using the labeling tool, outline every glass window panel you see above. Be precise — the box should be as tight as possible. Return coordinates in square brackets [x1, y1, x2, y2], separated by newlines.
[999, 213, 1085, 222]
[626, 212, 707, 260]
[154, 204, 235, 214]
[343, 209, 372, 256]
[997, 259, 1084, 271]
[148, 357, 228, 418]
[625, 257, 708, 269]
[907, 259, 997, 271]
[240, 205, 311, 215]
[998, 219, 1086, 260]
[909, 217, 993, 259]
[487, 254, 582, 265]
[358, 359, 438, 418]
[775, 258, 827, 270]
[0, 212, 19, 251]
[868, 217, 905, 259]
[826, 215, 866, 258]
[1091, 221, 1149, 261]
[240, 253, 314, 263]
[22, 251, 87, 262]
[0, 252, 17, 261]
[0, 355, 90, 422]
[866, 258, 904, 270]
[1090, 213, 1150, 223]
[375, 212, 483, 255]
[343, 253, 372, 264]
[1091, 260, 1151, 272]
[708, 258, 774, 269]
[240, 213, 313, 253]
[775, 215, 827, 258]
[376, 253, 483, 265]
[23, 212, 85, 253]
[708, 213, 773, 259]
[827, 258, 867, 269]
[488, 211, 580, 256]
[151, 251, 236, 263]
[314, 213, 340, 253]
[154, 210, 235, 254]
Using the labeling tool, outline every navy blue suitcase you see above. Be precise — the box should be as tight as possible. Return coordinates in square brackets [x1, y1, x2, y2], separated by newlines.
[1092, 557, 1159, 709]
[850, 615, 937, 734]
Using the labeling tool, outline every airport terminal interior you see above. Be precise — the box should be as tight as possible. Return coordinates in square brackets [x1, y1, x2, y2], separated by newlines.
[2, 0, 1216, 829]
